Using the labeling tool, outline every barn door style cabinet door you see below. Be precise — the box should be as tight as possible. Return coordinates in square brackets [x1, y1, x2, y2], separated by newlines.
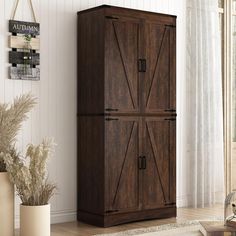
[77, 5, 176, 227]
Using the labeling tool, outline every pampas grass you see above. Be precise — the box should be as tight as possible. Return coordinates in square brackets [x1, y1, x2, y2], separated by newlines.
[4, 138, 57, 206]
[0, 94, 36, 172]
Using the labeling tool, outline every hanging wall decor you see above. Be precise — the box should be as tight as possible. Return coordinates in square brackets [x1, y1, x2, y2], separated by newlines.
[9, 0, 40, 80]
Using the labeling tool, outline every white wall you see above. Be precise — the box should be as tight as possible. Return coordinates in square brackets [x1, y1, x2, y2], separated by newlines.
[0, 0, 186, 226]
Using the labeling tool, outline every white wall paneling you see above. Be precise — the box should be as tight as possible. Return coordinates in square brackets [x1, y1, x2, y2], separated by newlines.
[0, 0, 186, 227]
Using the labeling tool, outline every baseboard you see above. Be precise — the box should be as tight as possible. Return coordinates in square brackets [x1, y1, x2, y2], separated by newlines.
[177, 191, 224, 207]
[15, 210, 77, 229]
[51, 210, 77, 224]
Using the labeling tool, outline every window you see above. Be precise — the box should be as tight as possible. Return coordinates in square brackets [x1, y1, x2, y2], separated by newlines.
[220, 0, 236, 193]
[232, 1, 236, 142]
[219, 1, 224, 96]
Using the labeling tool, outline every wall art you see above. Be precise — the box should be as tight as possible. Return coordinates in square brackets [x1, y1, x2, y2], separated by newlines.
[9, 0, 40, 81]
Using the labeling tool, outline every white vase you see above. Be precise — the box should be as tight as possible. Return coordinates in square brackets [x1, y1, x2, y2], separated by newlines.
[20, 204, 50, 236]
[0, 172, 14, 236]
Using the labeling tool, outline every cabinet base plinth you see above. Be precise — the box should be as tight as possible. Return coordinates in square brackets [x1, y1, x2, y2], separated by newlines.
[77, 207, 177, 227]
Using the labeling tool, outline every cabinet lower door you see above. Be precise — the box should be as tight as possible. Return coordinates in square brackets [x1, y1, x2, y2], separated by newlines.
[142, 117, 176, 210]
[105, 116, 140, 213]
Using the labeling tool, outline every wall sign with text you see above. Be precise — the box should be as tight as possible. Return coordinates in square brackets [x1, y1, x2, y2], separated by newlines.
[9, 20, 40, 81]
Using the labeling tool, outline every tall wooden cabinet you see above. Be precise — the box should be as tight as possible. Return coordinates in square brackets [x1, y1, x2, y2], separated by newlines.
[77, 5, 176, 227]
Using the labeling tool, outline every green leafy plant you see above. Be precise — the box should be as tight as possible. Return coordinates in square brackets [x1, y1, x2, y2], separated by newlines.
[0, 94, 36, 172]
[24, 34, 32, 43]
[3, 138, 57, 206]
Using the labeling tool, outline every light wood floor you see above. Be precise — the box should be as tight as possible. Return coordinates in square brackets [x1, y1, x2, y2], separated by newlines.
[15, 205, 224, 236]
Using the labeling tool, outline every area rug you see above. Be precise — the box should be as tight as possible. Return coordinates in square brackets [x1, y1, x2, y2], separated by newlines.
[94, 221, 206, 236]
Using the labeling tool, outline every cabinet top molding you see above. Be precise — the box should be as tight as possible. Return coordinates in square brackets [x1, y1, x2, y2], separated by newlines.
[77, 5, 177, 27]
[77, 5, 177, 21]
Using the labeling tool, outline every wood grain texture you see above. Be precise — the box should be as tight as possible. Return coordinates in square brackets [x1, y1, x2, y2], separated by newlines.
[78, 5, 176, 116]
[9, 35, 40, 50]
[77, 116, 105, 215]
[79, 5, 176, 24]
[105, 117, 140, 213]
[200, 221, 236, 235]
[9, 51, 40, 65]
[77, 5, 176, 227]
[77, 8, 105, 115]
[142, 117, 176, 209]
[9, 20, 40, 35]
[169, 26, 176, 110]
[143, 24, 176, 113]
[104, 16, 140, 114]
[78, 206, 176, 227]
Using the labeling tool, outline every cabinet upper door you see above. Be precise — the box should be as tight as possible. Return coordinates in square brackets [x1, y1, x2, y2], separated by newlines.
[142, 117, 176, 210]
[105, 17, 140, 114]
[105, 117, 140, 213]
[143, 23, 176, 113]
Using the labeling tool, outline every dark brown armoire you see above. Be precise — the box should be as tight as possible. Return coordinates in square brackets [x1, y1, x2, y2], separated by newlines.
[77, 5, 176, 227]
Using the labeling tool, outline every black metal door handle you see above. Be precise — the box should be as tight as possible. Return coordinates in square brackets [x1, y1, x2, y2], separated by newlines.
[138, 59, 146, 72]
[138, 156, 146, 170]
[142, 156, 146, 169]
[138, 156, 143, 169]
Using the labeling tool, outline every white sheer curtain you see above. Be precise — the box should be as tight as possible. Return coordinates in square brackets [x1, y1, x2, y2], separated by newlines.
[177, 0, 224, 207]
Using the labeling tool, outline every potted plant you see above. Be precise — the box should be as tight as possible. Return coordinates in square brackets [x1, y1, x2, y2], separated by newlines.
[4, 138, 56, 236]
[0, 94, 35, 236]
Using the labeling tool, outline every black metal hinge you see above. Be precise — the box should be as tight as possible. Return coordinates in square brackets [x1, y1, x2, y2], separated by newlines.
[164, 118, 176, 121]
[165, 202, 176, 206]
[138, 59, 146, 72]
[105, 118, 119, 121]
[105, 108, 119, 112]
[165, 24, 176, 28]
[105, 210, 119, 213]
[164, 109, 176, 112]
